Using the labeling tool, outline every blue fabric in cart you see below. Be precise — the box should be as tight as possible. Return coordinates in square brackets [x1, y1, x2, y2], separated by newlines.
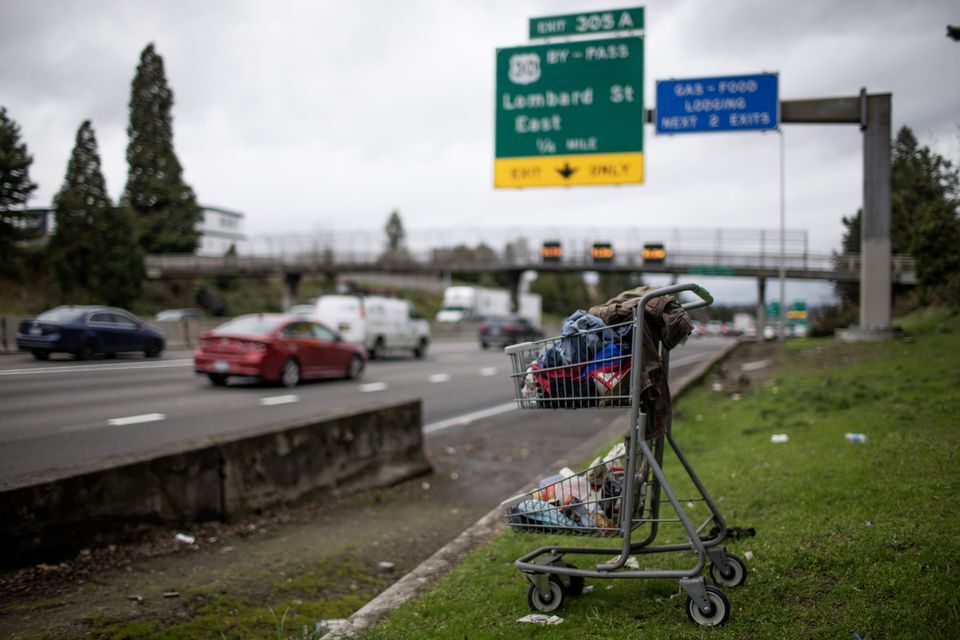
[582, 342, 627, 377]
[511, 499, 580, 528]
[560, 311, 615, 363]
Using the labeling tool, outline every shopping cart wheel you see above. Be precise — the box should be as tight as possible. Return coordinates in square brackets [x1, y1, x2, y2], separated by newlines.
[564, 575, 585, 596]
[710, 553, 747, 588]
[526, 579, 564, 613]
[553, 562, 585, 596]
[685, 585, 730, 627]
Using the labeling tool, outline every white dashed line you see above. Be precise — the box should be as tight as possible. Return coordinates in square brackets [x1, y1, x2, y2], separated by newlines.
[0, 359, 193, 377]
[423, 402, 517, 434]
[429, 373, 451, 383]
[107, 413, 166, 426]
[260, 394, 299, 406]
[360, 382, 389, 393]
[479, 367, 497, 377]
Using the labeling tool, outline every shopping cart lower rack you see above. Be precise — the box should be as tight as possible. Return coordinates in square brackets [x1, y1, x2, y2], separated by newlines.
[500, 283, 747, 627]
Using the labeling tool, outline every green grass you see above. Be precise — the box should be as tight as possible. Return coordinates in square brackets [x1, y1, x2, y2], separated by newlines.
[359, 308, 960, 640]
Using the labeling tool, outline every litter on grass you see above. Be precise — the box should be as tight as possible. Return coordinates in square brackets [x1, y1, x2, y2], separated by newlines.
[771, 434, 789, 443]
[518, 614, 564, 625]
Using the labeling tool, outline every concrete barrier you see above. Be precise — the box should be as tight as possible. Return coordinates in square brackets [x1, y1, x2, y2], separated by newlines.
[0, 400, 429, 568]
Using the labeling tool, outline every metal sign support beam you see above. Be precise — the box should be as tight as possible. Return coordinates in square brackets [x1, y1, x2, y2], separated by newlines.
[782, 91, 893, 335]
[646, 90, 894, 337]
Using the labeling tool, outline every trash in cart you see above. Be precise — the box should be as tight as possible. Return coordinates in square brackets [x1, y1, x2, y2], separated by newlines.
[500, 284, 748, 627]
[503, 443, 637, 536]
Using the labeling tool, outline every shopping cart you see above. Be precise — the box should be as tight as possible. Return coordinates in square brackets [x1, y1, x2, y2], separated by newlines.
[501, 283, 746, 627]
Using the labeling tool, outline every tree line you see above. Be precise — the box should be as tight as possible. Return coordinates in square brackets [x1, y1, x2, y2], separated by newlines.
[0, 44, 201, 307]
[837, 126, 960, 310]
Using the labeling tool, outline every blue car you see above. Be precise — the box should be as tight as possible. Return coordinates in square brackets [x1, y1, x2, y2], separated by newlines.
[16, 306, 166, 361]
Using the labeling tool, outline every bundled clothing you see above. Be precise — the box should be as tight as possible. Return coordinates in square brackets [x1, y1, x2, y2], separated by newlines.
[589, 286, 693, 440]
[526, 286, 693, 438]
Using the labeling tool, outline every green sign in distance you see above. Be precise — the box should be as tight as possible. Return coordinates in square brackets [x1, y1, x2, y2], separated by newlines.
[494, 36, 645, 188]
[530, 7, 645, 40]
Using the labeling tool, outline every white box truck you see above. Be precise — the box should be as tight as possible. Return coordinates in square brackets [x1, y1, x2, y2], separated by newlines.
[435, 286, 511, 323]
[518, 292, 542, 328]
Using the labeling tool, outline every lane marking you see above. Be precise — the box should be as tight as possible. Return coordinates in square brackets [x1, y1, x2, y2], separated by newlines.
[479, 367, 497, 377]
[428, 373, 451, 383]
[0, 359, 193, 377]
[107, 413, 166, 426]
[423, 402, 517, 434]
[260, 394, 299, 406]
[360, 382, 388, 392]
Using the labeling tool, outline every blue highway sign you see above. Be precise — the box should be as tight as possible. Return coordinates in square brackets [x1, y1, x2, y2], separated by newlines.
[655, 73, 778, 134]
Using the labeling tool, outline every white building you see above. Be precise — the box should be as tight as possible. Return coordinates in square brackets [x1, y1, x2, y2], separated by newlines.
[15, 204, 247, 256]
[197, 206, 247, 256]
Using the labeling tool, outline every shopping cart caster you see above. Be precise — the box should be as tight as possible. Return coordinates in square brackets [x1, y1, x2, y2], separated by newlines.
[553, 562, 585, 596]
[526, 577, 564, 613]
[559, 574, 585, 596]
[684, 585, 730, 627]
[710, 552, 747, 588]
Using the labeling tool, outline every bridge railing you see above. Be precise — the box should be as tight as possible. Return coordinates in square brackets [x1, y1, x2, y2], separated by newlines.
[145, 250, 917, 283]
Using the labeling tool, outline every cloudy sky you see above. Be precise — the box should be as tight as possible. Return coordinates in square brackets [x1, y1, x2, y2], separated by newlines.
[3, 0, 958, 303]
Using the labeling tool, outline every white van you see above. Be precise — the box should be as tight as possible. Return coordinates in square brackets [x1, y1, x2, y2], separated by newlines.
[363, 295, 430, 359]
[313, 295, 366, 345]
[311, 294, 429, 359]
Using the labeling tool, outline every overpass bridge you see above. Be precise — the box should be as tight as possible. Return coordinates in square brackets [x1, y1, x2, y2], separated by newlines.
[144, 227, 916, 319]
[145, 248, 916, 284]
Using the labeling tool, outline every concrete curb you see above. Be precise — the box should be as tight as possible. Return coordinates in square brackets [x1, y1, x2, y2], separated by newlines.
[322, 339, 740, 639]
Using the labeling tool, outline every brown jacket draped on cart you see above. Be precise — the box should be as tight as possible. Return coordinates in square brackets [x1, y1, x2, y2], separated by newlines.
[589, 286, 694, 440]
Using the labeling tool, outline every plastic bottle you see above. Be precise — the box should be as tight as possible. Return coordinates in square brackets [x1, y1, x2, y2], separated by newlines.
[845, 432, 868, 443]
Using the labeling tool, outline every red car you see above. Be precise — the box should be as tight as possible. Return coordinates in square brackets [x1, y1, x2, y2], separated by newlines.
[194, 314, 366, 387]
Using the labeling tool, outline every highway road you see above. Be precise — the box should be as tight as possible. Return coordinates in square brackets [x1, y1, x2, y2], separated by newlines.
[0, 336, 733, 483]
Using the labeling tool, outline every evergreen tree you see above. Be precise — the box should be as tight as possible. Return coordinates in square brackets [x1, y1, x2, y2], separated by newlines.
[93, 205, 145, 307]
[49, 121, 143, 305]
[122, 43, 202, 253]
[384, 210, 406, 251]
[838, 126, 960, 306]
[0, 106, 39, 272]
[531, 272, 593, 316]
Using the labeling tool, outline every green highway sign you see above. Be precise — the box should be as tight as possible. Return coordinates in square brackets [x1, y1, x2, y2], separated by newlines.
[494, 35, 645, 188]
[530, 7, 644, 40]
[689, 266, 735, 276]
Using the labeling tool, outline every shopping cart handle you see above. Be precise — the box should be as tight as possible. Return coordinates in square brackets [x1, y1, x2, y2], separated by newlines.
[682, 284, 713, 311]
[639, 283, 713, 311]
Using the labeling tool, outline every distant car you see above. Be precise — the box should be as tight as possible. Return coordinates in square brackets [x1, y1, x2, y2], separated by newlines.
[479, 316, 544, 349]
[16, 305, 166, 361]
[155, 308, 205, 321]
[193, 314, 366, 387]
[705, 320, 724, 336]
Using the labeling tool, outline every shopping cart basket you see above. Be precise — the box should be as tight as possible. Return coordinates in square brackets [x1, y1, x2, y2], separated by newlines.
[501, 283, 747, 627]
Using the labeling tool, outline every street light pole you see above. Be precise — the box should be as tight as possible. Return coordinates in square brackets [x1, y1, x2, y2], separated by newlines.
[778, 128, 786, 341]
